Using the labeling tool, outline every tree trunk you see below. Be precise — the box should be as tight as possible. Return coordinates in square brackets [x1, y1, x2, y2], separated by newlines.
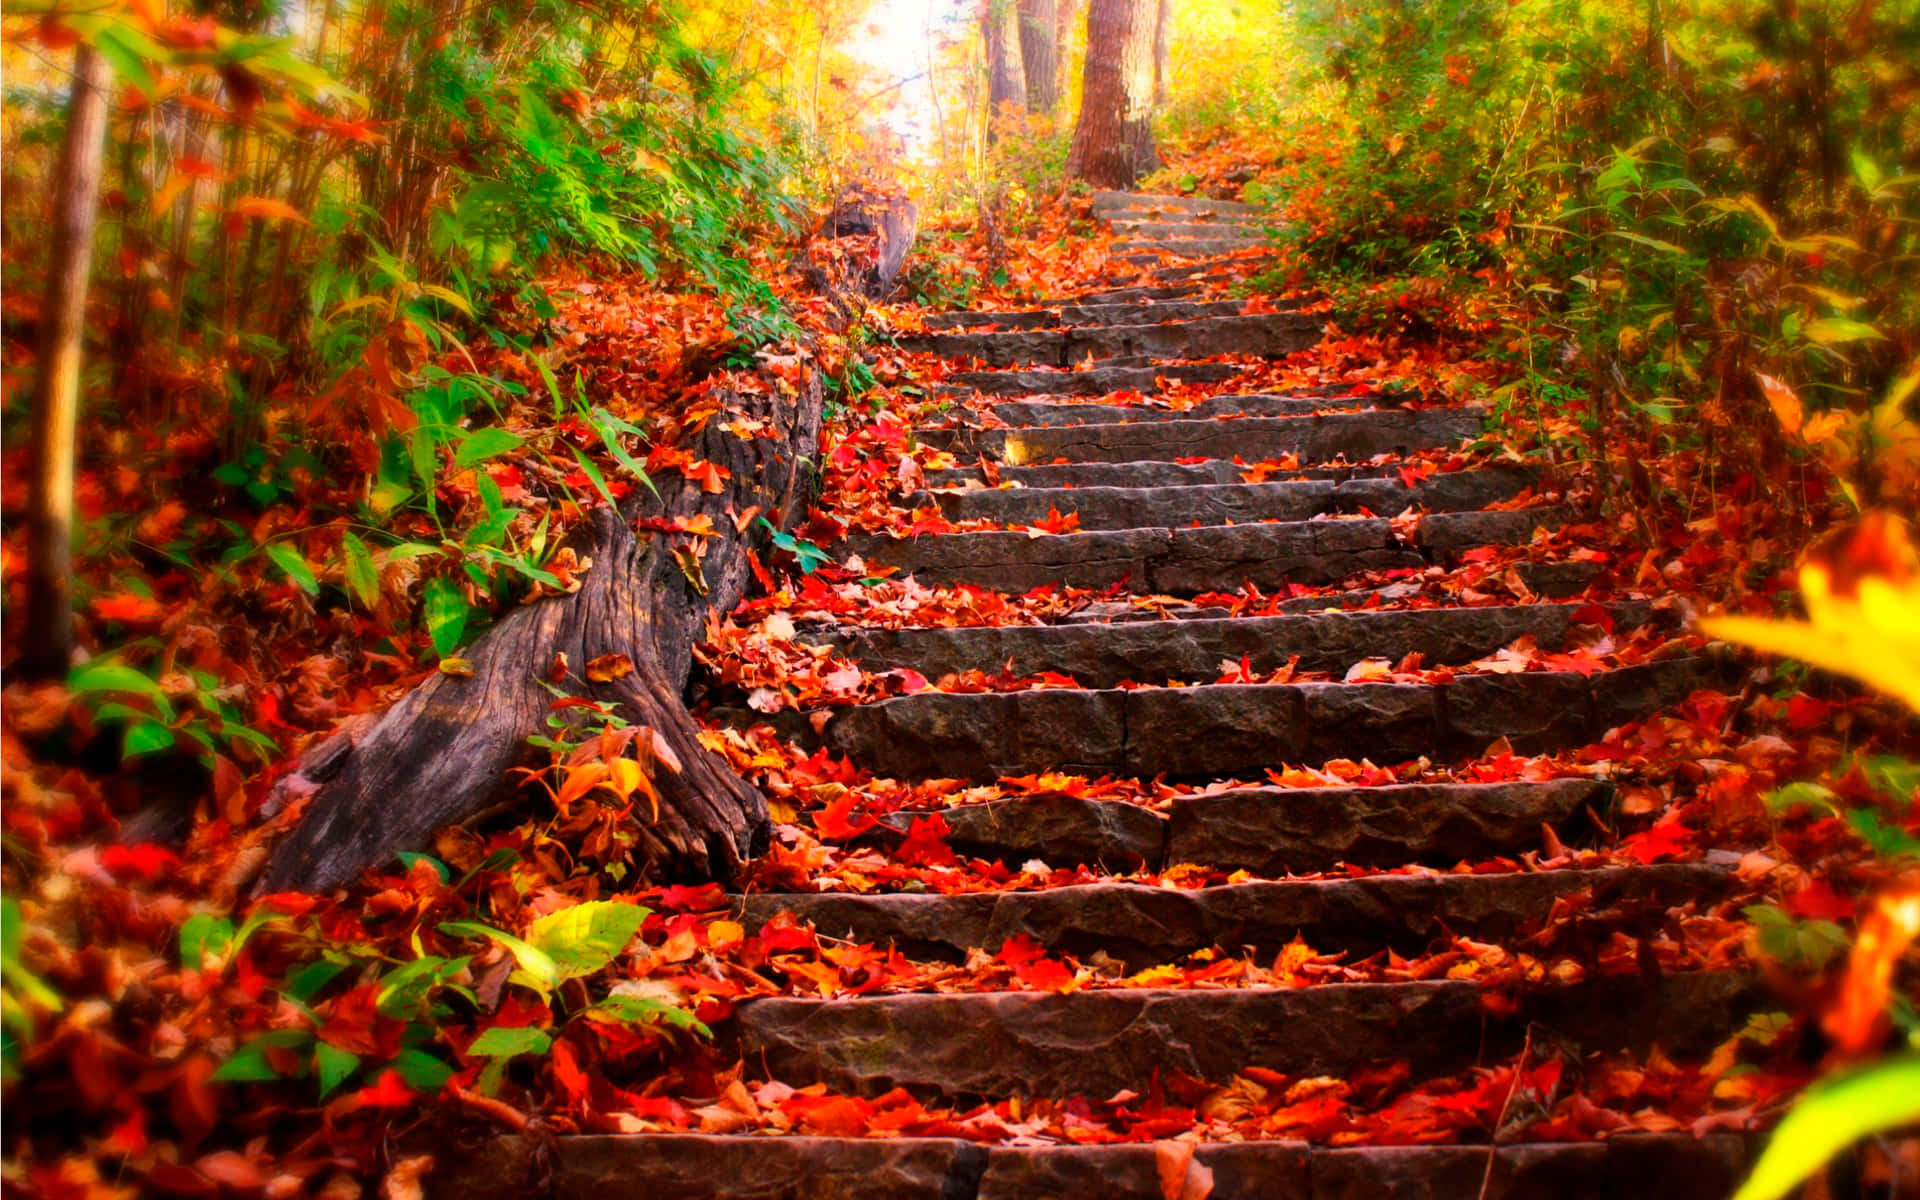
[24, 45, 113, 681]
[1068, 0, 1159, 188]
[262, 373, 824, 893]
[982, 0, 1028, 122]
[1153, 0, 1171, 108]
[1018, 0, 1060, 115]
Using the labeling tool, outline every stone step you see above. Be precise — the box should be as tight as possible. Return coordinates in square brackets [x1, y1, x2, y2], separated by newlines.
[1150, 256, 1276, 281]
[903, 313, 1321, 368]
[818, 599, 1643, 688]
[919, 408, 1485, 465]
[982, 386, 1386, 427]
[847, 508, 1561, 593]
[822, 656, 1723, 781]
[1092, 189, 1267, 217]
[925, 458, 1403, 489]
[1043, 283, 1204, 305]
[1114, 236, 1268, 258]
[940, 361, 1247, 398]
[854, 777, 1625, 876]
[736, 862, 1725, 965]
[430, 1132, 1751, 1200]
[729, 972, 1758, 1101]
[914, 466, 1534, 530]
[921, 296, 1255, 331]
[1120, 248, 1271, 268]
[1107, 219, 1271, 239]
[913, 410, 1482, 468]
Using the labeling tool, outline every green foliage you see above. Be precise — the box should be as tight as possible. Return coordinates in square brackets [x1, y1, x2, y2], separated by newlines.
[1765, 757, 1920, 860]
[1, 899, 63, 1084]
[1173, 0, 1919, 505]
[441, 899, 648, 995]
[66, 656, 277, 768]
[1741, 903, 1850, 972]
[202, 896, 700, 1102]
[759, 517, 835, 574]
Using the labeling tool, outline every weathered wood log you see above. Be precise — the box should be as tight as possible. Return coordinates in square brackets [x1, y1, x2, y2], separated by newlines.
[261, 369, 823, 893]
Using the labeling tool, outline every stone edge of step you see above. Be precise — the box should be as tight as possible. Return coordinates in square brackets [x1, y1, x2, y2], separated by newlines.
[426, 1132, 1755, 1200]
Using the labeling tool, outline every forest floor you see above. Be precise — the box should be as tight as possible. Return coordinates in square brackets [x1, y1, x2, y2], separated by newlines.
[3, 160, 1917, 1200]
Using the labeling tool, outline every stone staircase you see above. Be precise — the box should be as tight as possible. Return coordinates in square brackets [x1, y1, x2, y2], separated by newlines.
[438, 193, 1757, 1198]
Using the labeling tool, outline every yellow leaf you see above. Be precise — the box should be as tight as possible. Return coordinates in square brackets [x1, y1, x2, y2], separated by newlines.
[1702, 558, 1920, 715]
[604, 756, 660, 820]
[707, 920, 745, 952]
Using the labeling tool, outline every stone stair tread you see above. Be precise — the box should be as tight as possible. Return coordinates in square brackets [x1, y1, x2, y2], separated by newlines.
[902, 312, 1321, 369]
[820, 656, 1723, 780]
[942, 361, 1247, 397]
[1121, 249, 1271, 268]
[1038, 283, 1205, 305]
[1149, 257, 1275, 281]
[926, 458, 1414, 489]
[860, 777, 1612, 874]
[734, 862, 1729, 966]
[921, 297, 1253, 331]
[845, 507, 1565, 593]
[913, 467, 1535, 530]
[1092, 189, 1268, 215]
[918, 408, 1486, 465]
[1114, 236, 1268, 257]
[728, 972, 1759, 1100]
[427, 1132, 1751, 1200]
[1107, 218, 1273, 236]
[982, 388, 1389, 427]
[817, 599, 1648, 687]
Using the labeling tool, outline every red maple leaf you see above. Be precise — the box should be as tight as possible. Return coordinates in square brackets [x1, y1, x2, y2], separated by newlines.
[813, 792, 878, 840]
[99, 842, 180, 882]
[1620, 816, 1693, 864]
[353, 1069, 414, 1108]
[894, 815, 957, 866]
[1783, 878, 1855, 921]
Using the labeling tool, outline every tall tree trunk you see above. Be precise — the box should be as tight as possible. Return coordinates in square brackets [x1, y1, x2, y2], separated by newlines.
[982, 0, 1028, 123]
[1153, 0, 1171, 108]
[1018, 0, 1060, 115]
[1067, 0, 1158, 188]
[24, 45, 113, 681]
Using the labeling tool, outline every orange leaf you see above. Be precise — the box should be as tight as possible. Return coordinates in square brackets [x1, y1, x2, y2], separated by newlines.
[230, 195, 309, 223]
[585, 653, 635, 683]
[555, 761, 611, 808]
[1823, 881, 1920, 1056]
[1153, 1140, 1215, 1200]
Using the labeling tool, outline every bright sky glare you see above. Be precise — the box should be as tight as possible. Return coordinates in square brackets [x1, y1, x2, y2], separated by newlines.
[842, 0, 967, 155]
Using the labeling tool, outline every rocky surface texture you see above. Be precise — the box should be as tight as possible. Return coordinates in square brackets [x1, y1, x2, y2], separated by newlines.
[477, 193, 1761, 1198]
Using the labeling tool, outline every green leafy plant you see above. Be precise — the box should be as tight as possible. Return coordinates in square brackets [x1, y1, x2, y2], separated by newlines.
[66, 656, 277, 766]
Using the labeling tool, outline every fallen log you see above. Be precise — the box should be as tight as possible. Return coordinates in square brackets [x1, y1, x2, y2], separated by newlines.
[261, 366, 823, 893]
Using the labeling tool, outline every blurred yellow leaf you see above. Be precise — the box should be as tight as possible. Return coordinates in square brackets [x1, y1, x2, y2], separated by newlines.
[1702, 515, 1920, 714]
